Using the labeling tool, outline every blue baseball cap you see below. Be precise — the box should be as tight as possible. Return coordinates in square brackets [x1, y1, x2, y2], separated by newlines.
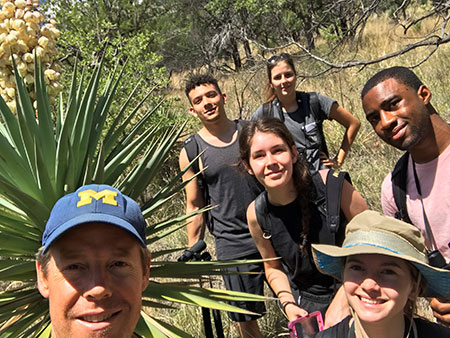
[42, 184, 147, 253]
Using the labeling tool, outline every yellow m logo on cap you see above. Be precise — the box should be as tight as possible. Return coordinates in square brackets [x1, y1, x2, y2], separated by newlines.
[77, 189, 118, 207]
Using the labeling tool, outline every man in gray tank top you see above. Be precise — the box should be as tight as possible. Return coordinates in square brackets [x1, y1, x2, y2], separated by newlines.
[179, 74, 265, 338]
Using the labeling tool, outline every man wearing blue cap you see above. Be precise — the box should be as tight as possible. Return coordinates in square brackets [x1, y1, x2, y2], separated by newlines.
[35, 184, 151, 338]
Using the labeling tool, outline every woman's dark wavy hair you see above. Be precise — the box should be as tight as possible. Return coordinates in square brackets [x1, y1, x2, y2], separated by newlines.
[239, 117, 312, 253]
[265, 53, 297, 103]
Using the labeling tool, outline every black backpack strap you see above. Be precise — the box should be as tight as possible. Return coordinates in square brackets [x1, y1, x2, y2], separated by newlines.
[310, 171, 335, 245]
[183, 134, 200, 174]
[310, 171, 327, 215]
[391, 152, 412, 224]
[183, 134, 213, 229]
[254, 191, 272, 239]
[326, 169, 351, 236]
[308, 92, 321, 119]
[306, 91, 329, 157]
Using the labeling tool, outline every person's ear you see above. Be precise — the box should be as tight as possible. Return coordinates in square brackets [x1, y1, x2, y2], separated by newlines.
[417, 84, 432, 105]
[291, 145, 298, 163]
[408, 275, 421, 301]
[222, 93, 227, 104]
[243, 161, 254, 175]
[142, 252, 151, 292]
[188, 107, 198, 118]
[36, 261, 50, 299]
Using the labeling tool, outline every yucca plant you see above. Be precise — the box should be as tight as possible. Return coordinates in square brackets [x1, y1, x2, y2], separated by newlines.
[0, 56, 266, 337]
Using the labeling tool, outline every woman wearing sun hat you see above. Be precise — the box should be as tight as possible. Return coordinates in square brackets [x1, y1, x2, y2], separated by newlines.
[312, 210, 450, 338]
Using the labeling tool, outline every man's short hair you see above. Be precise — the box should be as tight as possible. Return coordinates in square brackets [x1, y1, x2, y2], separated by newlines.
[184, 73, 222, 99]
[361, 66, 423, 99]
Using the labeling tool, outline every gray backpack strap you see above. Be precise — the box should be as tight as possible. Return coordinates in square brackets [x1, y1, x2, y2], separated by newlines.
[262, 102, 271, 116]
[235, 119, 246, 131]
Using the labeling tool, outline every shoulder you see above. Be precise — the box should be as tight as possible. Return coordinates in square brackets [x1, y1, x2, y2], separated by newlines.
[310, 92, 337, 108]
[251, 104, 266, 120]
[414, 317, 450, 336]
[246, 199, 265, 238]
[381, 171, 393, 194]
[246, 200, 257, 224]
[182, 134, 199, 153]
[305, 92, 336, 119]
[381, 171, 398, 216]
[314, 315, 351, 338]
[179, 134, 199, 166]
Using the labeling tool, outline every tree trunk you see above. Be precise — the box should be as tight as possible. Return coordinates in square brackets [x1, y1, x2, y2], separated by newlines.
[230, 38, 242, 71]
[243, 40, 254, 67]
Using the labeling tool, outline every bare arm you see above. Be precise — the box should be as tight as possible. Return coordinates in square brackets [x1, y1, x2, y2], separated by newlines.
[321, 103, 361, 168]
[430, 298, 450, 327]
[179, 148, 206, 248]
[247, 201, 308, 321]
[324, 285, 350, 328]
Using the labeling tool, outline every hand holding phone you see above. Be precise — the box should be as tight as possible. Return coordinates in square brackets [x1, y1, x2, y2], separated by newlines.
[288, 311, 324, 338]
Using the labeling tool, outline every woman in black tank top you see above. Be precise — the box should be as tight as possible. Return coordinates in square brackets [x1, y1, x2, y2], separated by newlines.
[238, 117, 368, 326]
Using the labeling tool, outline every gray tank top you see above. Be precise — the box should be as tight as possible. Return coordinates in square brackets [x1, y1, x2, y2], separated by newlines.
[194, 122, 259, 259]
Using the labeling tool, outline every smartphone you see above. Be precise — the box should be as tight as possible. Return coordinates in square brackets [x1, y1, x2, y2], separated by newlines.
[288, 311, 324, 338]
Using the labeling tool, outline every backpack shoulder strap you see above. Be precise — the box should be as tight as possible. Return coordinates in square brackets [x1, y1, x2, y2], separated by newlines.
[254, 191, 272, 239]
[310, 171, 327, 210]
[183, 134, 213, 229]
[297, 91, 329, 157]
[183, 134, 200, 174]
[235, 119, 246, 131]
[325, 169, 351, 235]
[262, 102, 272, 116]
[310, 171, 337, 245]
[391, 152, 412, 224]
[297, 91, 320, 119]
[307, 91, 321, 120]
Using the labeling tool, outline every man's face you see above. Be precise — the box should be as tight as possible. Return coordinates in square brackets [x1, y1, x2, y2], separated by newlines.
[188, 83, 226, 123]
[36, 223, 150, 338]
[362, 78, 432, 151]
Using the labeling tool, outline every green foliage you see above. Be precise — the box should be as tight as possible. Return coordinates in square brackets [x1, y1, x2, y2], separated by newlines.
[41, 0, 167, 103]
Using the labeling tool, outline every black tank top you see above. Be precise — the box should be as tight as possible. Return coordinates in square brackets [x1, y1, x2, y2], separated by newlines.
[265, 197, 335, 294]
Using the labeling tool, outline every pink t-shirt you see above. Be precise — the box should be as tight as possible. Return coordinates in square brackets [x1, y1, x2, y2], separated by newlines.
[381, 144, 450, 261]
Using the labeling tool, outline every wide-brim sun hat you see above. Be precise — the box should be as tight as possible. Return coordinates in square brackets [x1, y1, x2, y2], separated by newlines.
[312, 210, 450, 298]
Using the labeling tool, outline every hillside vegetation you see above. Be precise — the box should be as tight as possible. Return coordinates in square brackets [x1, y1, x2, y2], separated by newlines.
[172, 11, 450, 211]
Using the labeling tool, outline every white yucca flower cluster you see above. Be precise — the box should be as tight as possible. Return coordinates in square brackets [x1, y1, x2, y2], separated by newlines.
[0, 0, 61, 112]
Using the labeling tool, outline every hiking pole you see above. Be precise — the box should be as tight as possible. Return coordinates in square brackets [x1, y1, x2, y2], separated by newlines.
[178, 240, 224, 338]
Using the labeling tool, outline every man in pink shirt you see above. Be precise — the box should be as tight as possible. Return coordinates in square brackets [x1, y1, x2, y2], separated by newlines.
[361, 66, 450, 326]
